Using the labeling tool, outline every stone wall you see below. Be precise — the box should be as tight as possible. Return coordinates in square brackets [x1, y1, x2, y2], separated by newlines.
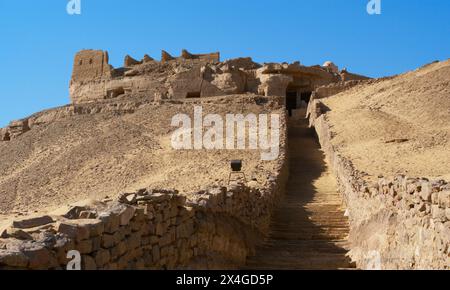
[181, 49, 220, 63]
[0, 119, 30, 141]
[308, 101, 450, 269]
[0, 126, 289, 270]
[311, 80, 363, 100]
[71, 50, 112, 83]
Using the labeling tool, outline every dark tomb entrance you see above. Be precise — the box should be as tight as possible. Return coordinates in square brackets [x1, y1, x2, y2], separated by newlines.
[286, 91, 298, 117]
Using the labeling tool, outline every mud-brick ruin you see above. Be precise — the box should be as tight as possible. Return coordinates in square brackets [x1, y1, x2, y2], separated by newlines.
[69, 49, 367, 105]
[0, 49, 449, 270]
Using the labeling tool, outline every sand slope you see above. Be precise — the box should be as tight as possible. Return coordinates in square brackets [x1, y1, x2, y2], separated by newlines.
[322, 60, 450, 181]
[0, 95, 284, 216]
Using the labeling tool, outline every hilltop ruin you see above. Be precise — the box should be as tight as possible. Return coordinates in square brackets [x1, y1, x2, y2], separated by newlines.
[1, 49, 368, 143]
[69, 49, 368, 104]
[0, 49, 448, 270]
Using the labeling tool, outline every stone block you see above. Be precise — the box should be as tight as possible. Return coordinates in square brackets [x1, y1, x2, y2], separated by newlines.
[23, 244, 55, 270]
[91, 236, 101, 252]
[101, 234, 115, 249]
[0, 250, 29, 268]
[81, 255, 97, 270]
[57, 221, 90, 242]
[76, 239, 93, 254]
[432, 205, 446, 222]
[111, 241, 127, 259]
[438, 191, 450, 208]
[99, 212, 120, 234]
[420, 182, 432, 202]
[152, 245, 160, 263]
[12, 215, 53, 229]
[126, 232, 142, 250]
[93, 249, 111, 267]
[445, 208, 450, 221]
[110, 204, 136, 226]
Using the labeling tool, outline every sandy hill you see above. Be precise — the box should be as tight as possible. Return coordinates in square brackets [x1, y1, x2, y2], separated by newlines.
[0, 95, 284, 216]
[321, 59, 450, 181]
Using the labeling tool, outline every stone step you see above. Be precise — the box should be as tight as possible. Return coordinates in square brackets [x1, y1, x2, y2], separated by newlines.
[245, 119, 355, 270]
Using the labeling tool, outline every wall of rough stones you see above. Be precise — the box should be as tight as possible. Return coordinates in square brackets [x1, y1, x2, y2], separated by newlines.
[311, 80, 363, 100]
[0, 134, 288, 270]
[308, 101, 450, 269]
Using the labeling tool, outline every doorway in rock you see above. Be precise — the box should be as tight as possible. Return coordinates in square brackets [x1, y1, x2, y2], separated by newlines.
[286, 91, 297, 117]
[3, 132, 10, 141]
[186, 91, 201, 99]
[300, 91, 312, 104]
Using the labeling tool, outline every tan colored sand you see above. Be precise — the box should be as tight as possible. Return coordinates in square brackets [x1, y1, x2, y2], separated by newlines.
[322, 59, 450, 181]
[0, 95, 284, 216]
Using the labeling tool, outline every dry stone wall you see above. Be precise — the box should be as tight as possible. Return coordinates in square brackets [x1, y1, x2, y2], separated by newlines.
[312, 81, 363, 100]
[308, 101, 450, 269]
[0, 151, 288, 270]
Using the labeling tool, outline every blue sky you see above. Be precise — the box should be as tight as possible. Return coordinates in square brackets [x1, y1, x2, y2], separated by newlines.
[0, 0, 449, 127]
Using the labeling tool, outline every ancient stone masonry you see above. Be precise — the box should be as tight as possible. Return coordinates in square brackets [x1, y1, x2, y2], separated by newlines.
[0, 129, 289, 270]
[71, 50, 113, 83]
[0, 49, 367, 142]
[311, 80, 365, 100]
[0, 119, 30, 141]
[68, 48, 368, 105]
[308, 100, 450, 269]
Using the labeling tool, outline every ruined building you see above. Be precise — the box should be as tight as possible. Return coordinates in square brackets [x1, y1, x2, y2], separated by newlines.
[69, 49, 368, 108]
[1, 48, 368, 143]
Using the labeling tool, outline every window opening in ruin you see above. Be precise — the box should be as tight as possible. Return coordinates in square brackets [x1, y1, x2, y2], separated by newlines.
[79, 60, 83, 66]
[186, 92, 201, 99]
[89, 59, 93, 65]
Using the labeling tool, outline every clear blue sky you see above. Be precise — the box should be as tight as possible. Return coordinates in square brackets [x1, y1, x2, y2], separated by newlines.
[0, 0, 449, 127]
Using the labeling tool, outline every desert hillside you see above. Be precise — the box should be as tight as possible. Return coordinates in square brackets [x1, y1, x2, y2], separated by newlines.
[321, 59, 450, 181]
[0, 95, 284, 216]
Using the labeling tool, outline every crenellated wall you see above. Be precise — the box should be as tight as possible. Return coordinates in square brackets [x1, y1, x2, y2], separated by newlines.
[68, 49, 368, 105]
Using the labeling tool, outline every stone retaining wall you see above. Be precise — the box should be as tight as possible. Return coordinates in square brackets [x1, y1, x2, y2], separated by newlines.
[0, 146, 288, 270]
[308, 101, 450, 269]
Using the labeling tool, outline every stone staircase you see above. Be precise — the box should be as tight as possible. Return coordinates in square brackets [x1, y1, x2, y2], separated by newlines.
[245, 114, 355, 270]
